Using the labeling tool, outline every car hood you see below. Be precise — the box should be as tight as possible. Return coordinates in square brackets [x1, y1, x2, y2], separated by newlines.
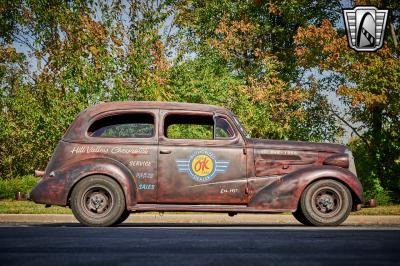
[247, 138, 347, 153]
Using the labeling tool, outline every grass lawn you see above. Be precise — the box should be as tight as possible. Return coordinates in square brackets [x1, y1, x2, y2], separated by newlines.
[0, 199, 399, 215]
[0, 199, 72, 214]
[351, 205, 400, 216]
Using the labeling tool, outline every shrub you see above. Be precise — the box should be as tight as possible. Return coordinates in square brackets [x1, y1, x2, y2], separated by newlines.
[350, 139, 395, 205]
[0, 175, 38, 199]
[364, 178, 392, 206]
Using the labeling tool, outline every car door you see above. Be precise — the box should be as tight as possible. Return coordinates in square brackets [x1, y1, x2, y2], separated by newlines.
[85, 109, 159, 203]
[157, 110, 247, 204]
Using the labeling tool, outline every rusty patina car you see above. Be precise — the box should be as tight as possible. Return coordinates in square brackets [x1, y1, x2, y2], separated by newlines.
[31, 101, 363, 226]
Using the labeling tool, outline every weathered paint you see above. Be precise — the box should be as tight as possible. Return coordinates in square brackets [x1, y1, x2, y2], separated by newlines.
[248, 165, 363, 211]
[30, 101, 364, 213]
[323, 153, 350, 168]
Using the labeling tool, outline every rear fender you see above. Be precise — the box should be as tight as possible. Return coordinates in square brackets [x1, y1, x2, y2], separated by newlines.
[65, 158, 137, 207]
[248, 165, 363, 211]
[33, 157, 138, 207]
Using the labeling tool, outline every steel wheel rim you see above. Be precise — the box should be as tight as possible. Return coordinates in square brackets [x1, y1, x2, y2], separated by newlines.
[81, 186, 113, 218]
[311, 186, 342, 218]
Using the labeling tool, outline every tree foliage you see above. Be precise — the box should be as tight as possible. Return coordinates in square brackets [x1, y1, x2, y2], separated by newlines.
[0, 0, 399, 202]
[294, 0, 400, 201]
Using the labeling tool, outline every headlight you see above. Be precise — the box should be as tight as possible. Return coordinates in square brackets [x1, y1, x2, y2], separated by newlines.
[345, 149, 358, 177]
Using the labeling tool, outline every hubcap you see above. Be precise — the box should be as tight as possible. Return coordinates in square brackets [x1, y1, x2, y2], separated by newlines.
[82, 187, 113, 216]
[317, 194, 335, 212]
[312, 187, 341, 217]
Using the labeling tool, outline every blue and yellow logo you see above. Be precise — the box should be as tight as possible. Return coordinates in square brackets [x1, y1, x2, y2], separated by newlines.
[176, 150, 230, 182]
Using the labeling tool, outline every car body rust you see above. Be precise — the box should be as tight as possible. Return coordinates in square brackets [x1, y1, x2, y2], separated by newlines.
[31, 101, 363, 214]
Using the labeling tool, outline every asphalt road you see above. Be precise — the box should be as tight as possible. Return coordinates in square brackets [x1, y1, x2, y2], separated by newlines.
[0, 224, 399, 266]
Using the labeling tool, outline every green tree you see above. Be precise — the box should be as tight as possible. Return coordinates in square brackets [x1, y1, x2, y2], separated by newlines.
[1, 0, 398, 205]
[0, 1, 174, 177]
[294, 0, 400, 202]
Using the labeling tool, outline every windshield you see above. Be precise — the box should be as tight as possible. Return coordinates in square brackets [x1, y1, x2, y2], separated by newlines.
[233, 116, 251, 139]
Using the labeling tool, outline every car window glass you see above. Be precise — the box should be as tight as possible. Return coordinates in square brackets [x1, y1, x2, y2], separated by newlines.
[164, 114, 213, 139]
[88, 113, 154, 138]
[214, 116, 235, 139]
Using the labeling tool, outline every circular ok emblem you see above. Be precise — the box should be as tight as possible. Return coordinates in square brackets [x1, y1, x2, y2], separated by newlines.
[188, 151, 217, 182]
[191, 154, 215, 178]
[176, 150, 230, 183]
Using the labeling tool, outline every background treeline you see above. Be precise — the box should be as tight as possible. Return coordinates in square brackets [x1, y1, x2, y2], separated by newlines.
[0, 0, 399, 203]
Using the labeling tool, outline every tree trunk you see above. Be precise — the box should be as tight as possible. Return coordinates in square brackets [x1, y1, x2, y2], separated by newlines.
[389, 23, 398, 49]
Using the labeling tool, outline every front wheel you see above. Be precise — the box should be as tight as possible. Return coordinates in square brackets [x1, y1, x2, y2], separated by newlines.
[70, 175, 126, 227]
[294, 179, 352, 226]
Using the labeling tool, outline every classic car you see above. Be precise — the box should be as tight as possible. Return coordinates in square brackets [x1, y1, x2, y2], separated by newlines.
[30, 101, 363, 226]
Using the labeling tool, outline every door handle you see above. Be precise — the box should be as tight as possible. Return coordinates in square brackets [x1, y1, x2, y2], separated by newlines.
[160, 149, 172, 154]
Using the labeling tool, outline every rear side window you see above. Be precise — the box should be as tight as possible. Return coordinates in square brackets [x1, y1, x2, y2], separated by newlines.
[88, 113, 154, 138]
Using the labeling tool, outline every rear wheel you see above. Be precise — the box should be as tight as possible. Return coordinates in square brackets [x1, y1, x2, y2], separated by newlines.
[113, 209, 130, 226]
[70, 175, 126, 227]
[295, 179, 352, 226]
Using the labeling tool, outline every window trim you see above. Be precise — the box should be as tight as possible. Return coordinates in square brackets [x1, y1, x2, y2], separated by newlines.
[213, 114, 237, 140]
[159, 110, 243, 146]
[163, 112, 214, 140]
[85, 110, 158, 142]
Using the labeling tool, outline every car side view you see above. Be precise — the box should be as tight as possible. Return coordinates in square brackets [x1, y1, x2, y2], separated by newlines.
[30, 101, 363, 227]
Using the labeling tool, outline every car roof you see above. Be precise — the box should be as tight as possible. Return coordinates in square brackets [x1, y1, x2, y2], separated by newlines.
[63, 101, 233, 142]
[84, 101, 229, 114]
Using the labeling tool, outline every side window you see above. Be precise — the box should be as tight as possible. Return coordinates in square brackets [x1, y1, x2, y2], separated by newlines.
[88, 113, 155, 138]
[214, 116, 235, 139]
[164, 114, 213, 139]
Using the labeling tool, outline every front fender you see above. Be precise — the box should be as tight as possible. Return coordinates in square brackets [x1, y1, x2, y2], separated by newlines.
[31, 157, 137, 207]
[248, 165, 363, 212]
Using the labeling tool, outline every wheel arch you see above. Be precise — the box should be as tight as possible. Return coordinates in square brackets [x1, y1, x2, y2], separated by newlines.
[63, 158, 137, 208]
[295, 177, 362, 212]
[248, 165, 364, 212]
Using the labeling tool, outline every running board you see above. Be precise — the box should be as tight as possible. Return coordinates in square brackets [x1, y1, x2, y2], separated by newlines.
[129, 204, 247, 212]
[128, 204, 289, 213]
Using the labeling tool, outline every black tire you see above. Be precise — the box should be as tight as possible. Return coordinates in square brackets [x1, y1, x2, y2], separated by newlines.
[297, 179, 352, 226]
[70, 175, 126, 227]
[113, 209, 130, 226]
[292, 207, 312, 226]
